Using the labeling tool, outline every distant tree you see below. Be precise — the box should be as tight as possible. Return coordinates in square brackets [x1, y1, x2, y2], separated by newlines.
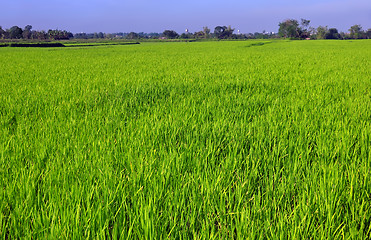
[299, 19, 311, 38]
[214, 25, 234, 39]
[339, 31, 347, 39]
[235, 33, 249, 39]
[9, 26, 23, 39]
[214, 26, 225, 38]
[2, 30, 10, 39]
[137, 32, 147, 39]
[180, 33, 189, 39]
[127, 32, 139, 39]
[24, 25, 32, 32]
[148, 32, 160, 39]
[74, 32, 88, 39]
[244, 33, 252, 38]
[48, 29, 73, 40]
[301, 19, 310, 29]
[162, 30, 179, 39]
[254, 32, 267, 39]
[98, 32, 104, 38]
[194, 31, 205, 39]
[225, 25, 235, 38]
[22, 25, 32, 39]
[278, 19, 300, 38]
[366, 29, 371, 39]
[325, 28, 340, 39]
[349, 24, 363, 39]
[316, 26, 328, 39]
[203, 26, 210, 38]
[0, 26, 4, 39]
[105, 33, 113, 39]
[31, 30, 47, 40]
[66, 31, 74, 39]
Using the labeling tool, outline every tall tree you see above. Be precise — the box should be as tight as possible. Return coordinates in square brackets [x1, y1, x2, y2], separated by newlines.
[325, 28, 340, 39]
[214, 26, 225, 37]
[9, 26, 23, 39]
[31, 30, 47, 40]
[300, 19, 311, 38]
[366, 29, 371, 39]
[278, 19, 300, 38]
[203, 26, 210, 38]
[214, 25, 234, 39]
[301, 19, 310, 29]
[316, 26, 328, 39]
[22, 25, 32, 39]
[349, 24, 363, 39]
[0, 26, 4, 39]
[162, 30, 179, 39]
[225, 25, 235, 38]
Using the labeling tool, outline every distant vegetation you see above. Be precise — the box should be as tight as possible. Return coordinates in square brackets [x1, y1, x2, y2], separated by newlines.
[277, 19, 370, 40]
[0, 25, 73, 41]
[1, 19, 370, 41]
[3, 42, 66, 47]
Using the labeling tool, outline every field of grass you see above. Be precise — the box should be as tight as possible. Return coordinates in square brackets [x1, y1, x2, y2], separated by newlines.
[0, 40, 370, 239]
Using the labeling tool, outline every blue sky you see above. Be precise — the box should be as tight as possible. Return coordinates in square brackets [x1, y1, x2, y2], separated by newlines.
[1, 0, 370, 33]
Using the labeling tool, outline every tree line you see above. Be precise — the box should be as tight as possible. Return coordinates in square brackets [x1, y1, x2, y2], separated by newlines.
[1, 20, 370, 41]
[278, 19, 370, 39]
[0, 25, 73, 40]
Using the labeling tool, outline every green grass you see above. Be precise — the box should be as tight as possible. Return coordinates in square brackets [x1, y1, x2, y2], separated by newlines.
[0, 40, 370, 239]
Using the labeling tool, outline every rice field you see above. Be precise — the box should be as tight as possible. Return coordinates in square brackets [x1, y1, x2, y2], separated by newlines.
[0, 40, 370, 239]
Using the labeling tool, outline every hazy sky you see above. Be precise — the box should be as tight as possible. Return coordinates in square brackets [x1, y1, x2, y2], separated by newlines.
[1, 0, 370, 33]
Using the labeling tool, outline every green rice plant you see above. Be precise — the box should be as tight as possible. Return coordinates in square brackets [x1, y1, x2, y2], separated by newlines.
[0, 40, 370, 239]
